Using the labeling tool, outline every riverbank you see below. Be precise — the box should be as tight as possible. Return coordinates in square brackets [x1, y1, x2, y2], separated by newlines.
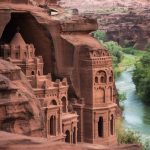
[116, 68, 150, 143]
[114, 51, 146, 77]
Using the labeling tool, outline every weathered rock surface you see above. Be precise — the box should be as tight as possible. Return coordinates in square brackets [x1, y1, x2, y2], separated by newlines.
[60, 0, 150, 50]
[0, 59, 43, 136]
[59, 0, 150, 13]
[0, 131, 142, 150]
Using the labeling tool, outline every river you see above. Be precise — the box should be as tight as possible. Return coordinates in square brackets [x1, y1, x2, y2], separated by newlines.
[115, 68, 150, 141]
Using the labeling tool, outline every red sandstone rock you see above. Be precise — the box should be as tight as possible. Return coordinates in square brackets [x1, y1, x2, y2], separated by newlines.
[0, 131, 142, 150]
[0, 0, 117, 146]
[0, 59, 43, 136]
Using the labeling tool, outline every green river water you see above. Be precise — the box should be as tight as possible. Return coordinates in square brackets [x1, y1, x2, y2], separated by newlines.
[116, 68, 150, 142]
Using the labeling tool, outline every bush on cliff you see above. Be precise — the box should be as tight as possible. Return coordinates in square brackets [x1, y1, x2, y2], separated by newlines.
[92, 30, 106, 41]
[117, 129, 141, 144]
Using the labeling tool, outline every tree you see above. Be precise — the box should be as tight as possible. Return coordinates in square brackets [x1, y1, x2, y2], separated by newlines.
[133, 52, 150, 104]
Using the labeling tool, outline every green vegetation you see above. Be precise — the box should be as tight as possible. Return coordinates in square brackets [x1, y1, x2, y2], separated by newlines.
[118, 129, 141, 144]
[133, 51, 150, 104]
[118, 129, 150, 150]
[92, 30, 106, 41]
[116, 119, 140, 145]
[118, 92, 126, 103]
[118, 92, 126, 110]
[92, 30, 146, 77]
[116, 118, 150, 150]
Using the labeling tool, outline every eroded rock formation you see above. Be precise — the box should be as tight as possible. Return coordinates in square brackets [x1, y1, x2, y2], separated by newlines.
[0, 131, 142, 150]
[0, 59, 43, 136]
[60, 0, 150, 50]
[97, 10, 150, 50]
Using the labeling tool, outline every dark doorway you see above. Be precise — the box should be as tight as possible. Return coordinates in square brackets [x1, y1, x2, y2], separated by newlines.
[110, 114, 114, 135]
[31, 71, 35, 75]
[98, 117, 103, 137]
[65, 130, 70, 143]
[50, 100, 57, 105]
[50, 115, 56, 135]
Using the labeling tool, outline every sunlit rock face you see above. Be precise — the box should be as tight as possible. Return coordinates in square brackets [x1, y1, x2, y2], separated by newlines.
[0, 59, 44, 136]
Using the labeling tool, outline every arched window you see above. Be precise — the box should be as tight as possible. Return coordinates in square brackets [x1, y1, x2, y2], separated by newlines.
[110, 114, 114, 135]
[95, 76, 98, 83]
[50, 115, 56, 135]
[65, 130, 70, 143]
[109, 76, 113, 82]
[100, 71, 106, 83]
[109, 71, 113, 82]
[98, 117, 103, 137]
[95, 71, 107, 84]
[31, 71, 35, 75]
[61, 97, 67, 113]
[50, 100, 57, 105]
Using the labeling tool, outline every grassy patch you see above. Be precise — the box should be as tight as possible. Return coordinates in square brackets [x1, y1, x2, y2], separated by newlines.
[116, 51, 147, 74]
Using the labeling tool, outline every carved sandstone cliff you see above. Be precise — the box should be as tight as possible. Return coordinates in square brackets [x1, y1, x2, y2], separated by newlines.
[0, 2, 98, 98]
[0, 59, 43, 136]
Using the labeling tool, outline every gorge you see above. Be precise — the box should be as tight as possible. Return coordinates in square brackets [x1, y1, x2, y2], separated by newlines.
[0, 0, 149, 150]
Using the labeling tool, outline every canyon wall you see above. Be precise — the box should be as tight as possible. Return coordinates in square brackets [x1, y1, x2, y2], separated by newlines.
[60, 0, 150, 50]
[0, 59, 43, 136]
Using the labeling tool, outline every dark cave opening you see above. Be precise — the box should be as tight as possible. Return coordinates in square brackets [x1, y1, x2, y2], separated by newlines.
[0, 12, 56, 75]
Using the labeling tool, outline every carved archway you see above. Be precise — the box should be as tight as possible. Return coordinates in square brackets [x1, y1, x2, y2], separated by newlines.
[50, 115, 56, 136]
[50, 99, 57, 105]
[95, 70, 107, 84]
[65, 130, 70, 143]
[109, 71, 113, 82]
[98, 117, 103, 137]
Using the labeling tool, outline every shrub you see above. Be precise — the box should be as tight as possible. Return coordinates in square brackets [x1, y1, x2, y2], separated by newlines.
[92, 30, 106, 41]
[133, 53, 150, 104]
[117, 129, 141, 144]
[123, 47, 136, 55]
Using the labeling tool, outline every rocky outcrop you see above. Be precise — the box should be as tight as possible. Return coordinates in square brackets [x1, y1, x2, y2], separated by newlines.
[0, 131, 142, 150]
[0, 59, 44, 136]
[96, 10, 150, 50]
[60, 0, 150, 50]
